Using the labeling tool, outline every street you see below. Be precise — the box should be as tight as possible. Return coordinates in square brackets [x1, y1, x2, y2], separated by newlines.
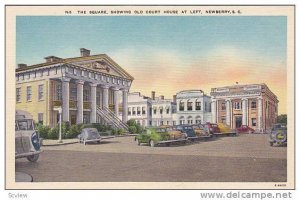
[15, 134, 287, 182]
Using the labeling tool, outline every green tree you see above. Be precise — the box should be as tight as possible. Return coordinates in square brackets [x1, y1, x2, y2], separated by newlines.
[277, 114, 287, 124]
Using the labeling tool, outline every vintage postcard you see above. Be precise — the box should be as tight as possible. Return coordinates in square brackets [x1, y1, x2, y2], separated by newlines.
[5, 5, 294, 189]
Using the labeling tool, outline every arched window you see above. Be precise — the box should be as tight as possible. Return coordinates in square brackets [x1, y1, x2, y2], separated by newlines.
[179, 116, 185, 125]
[187, 116, 193, 125]
[195, 116, 201, 124]
[165, 106, 170, 114]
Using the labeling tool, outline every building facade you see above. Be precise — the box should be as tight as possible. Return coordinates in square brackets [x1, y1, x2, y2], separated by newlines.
[175, 90, 211, 125]
[126, 92, 152, 127]
[210, 83, 278, 132]
[16, 48, 134, 127]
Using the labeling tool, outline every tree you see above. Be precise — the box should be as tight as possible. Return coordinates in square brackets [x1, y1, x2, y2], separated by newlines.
[277, 114, 287, 124]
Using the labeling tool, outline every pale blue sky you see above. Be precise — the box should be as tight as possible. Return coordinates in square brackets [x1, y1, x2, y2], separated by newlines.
[16, 16, 288, 114]
[16, 16, 286, 65]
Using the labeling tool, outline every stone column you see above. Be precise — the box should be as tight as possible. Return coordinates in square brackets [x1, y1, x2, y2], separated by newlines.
[112, 88, 119, 116]
[242, 99, 247, 125]
[226, 99, 231, 126]
[62, 77, 71, 122]
[90, 83, 98, 123]
[76, 80, 84, 124]
[257, 97, 263, 133]
[102, 85, 109, 109]
[122, 88, 128, 123]
[211, 99, 216, 123]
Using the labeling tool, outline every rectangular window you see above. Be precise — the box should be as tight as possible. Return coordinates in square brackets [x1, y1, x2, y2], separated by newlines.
[221, 102, 226, 110]
[137, 107, 141, 115]
[196, 101, 201, 110]
[83, 90, 89, 101]
[251, 101, 257, 109]
[26, 86, 32, 101]
[234, 101, 241, 110]
[153, 107, 157, 115]
[221, 117, 226, 123]
[56, 84, 62, 101]
[187, 102, 193, 111]
[252, 118, 257, 126]
[38, 113, 44, 124]
[166, 107, 170, 114]
[142, 107, 146, 115]
[159, 107, 163, 114]
[16, 88, 21, 102]
[38, 84, 44, 100]
[132, 107, 136, 115]
[179, 102, 184, 111]
[128, 107, 131, 116]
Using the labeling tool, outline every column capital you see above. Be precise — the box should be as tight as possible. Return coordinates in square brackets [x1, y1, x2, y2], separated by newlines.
[111, 87, 120, 91]
[100, 85, 110, 89]
[121, 88, 129, 93]
[89, 82, 98, 87]
[257, 97, 263, 100]
[75, 80, 85, 85]
[61, 77, 71, 82]
[225, 99, 231, 102]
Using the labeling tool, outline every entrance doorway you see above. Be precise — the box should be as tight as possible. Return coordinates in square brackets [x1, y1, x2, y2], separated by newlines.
[235, 116, 242, 128]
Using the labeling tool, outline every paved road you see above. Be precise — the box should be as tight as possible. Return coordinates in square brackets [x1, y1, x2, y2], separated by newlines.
[15, 134, 287, 182]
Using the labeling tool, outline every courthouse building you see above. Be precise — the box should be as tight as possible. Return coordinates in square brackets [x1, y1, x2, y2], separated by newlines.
[16, 48, 134, 128]
[210, 83, 278, 133]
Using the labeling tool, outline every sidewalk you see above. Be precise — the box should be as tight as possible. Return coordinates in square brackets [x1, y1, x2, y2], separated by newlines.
[42, 134, 137, 146]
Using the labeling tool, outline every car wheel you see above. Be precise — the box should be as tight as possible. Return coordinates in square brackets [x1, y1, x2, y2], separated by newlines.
[275, 132, 287, 143]
[27, 154, 39, 162]
[149, 140, 155, 147]
[270, 142, 274, 147]
[97, 140, 101, 144]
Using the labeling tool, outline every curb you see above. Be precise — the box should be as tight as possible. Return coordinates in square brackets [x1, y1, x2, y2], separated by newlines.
[42, 141, 79, 147]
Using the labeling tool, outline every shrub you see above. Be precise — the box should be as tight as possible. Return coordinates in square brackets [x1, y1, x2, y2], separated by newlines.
[48, 126, 59, 139]
[128, 126, 137, 134]
[149, 129, 161, 143]
[135, 124, 143, 134]
[36, 124, 51, 139]
[118, 128, 125, 135]
[111, 129, 117, 135]
[127, 119, 137, 127]
[65, 124, 82, 139]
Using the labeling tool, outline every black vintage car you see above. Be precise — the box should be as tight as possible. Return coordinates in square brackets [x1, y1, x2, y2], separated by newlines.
[175, 125, 198, 141]
[269, 124, 287, 146]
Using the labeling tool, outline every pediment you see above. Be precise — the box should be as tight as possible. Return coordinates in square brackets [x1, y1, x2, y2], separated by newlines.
[72, 56, 133, 80]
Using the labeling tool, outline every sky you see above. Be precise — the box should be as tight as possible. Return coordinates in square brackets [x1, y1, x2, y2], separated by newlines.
[16, 16, 287, 114]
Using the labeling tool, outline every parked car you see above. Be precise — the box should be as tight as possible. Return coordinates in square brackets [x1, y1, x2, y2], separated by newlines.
[192, 124, 213, 138]
[135, 127, 188, 147]
[78, 128, 101, 145]
[269, 124, 287, 147]
[175, 125, 198, 141]
[236, 125, 255, 134]
[204, 122, 221, 135]
[217, 123, 237, 136]
[15, 110, 41, 162]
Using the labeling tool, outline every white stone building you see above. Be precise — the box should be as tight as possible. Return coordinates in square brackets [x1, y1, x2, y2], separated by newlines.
[175, 90, 211, 125]
[125, 92, 152, 127]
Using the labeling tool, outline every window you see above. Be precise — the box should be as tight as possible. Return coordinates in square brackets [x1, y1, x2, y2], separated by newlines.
[166, 107, 170, 114]
[221, 102, 226, 110]
[153, 107, 157, 114]
[142, 107, 146, 115]
[16, 88, 21, 102]
[252, 118, 257, 126]
[205, 102, 207, 111]
[221, 117, 226, 123]
[179, 101, 184, 111]
[38, 84, 44, 100]
[187, 101, 193, 111]
[56, 84, 62, 101]
[128, 107, 131, 115]
[38, 113, 44, 124]
[196, 101, 201, 110]
[160, 121, 164, 125]
[234, 101, 241, 110]
[137, 107, 141, 115]
[83, 89, 89, 101]
[159, 107, 163, 114]
[26, 86, 32, 101]
[132, 107, 136, 115]
[251, 101, 257, 109]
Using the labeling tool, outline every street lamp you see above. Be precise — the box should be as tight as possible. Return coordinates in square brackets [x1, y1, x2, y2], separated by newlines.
[54, 107, 63, 143]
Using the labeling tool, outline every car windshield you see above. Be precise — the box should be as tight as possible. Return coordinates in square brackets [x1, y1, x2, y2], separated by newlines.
[184, 126, 192, 130]
[211, 124, 218, 128]
[15, 119, 34, 131]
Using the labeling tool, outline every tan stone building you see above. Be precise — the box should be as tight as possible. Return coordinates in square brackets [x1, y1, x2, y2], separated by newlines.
[210, 83, 278, 133]
[16, 48, 134, 130]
